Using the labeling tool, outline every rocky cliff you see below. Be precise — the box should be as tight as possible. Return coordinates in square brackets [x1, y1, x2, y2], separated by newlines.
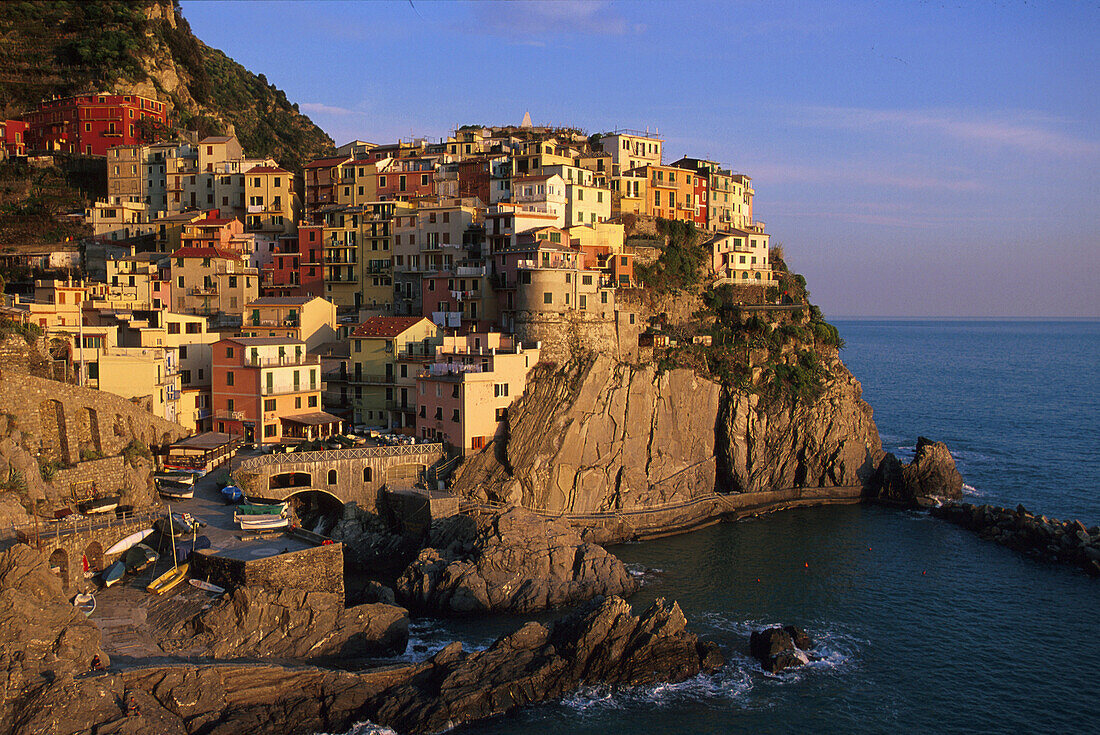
[452, 352, 882, 514]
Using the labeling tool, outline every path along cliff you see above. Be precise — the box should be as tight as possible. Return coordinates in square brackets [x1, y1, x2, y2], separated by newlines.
[452, 351, 884, 538]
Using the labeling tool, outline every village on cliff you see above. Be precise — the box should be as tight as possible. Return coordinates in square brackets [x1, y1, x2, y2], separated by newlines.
[0, 99, 779, 456]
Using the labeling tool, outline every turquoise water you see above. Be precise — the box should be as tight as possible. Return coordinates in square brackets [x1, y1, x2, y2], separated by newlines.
[346, 320, 1100, 734]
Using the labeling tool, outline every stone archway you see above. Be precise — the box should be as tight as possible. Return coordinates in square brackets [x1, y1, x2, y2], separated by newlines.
[83, 541, 104, 576]
[269, 471, 312, 491]
[286, 489, 344, 536]
[48, 548, 69, 591]
[39, 399, 68, 463]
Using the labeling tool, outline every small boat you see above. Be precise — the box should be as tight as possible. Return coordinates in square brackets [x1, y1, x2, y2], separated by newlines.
[105, 528, 154, 556]
[188, 579, 225, 594]
[101, 560, 126, 587]
[220, 484, 244, 504]
[154, 471, 195, 486]
[82, 495, 120, 514]
[154, 513, 198, 538]
[124, 543, 158, 572]
[238, 515, 289, 531]
[157, 482, 195, 500]
[72, 593, 96, 616]
[236, 502, 288, 516]
[146, 562, 189, 595]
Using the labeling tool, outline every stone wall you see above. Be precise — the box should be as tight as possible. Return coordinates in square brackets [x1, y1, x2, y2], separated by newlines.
[0, 369, 188, 466]
[51, 456, 128, 504]
[512, 309, 642, 365]
[189, 543, 345, 600]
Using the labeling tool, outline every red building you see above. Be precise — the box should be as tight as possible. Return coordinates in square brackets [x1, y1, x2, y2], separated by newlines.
[376, 157, 437, 201]
[20, 93, 168, 156]
[303, 155, 352, 212]
[692, 175, 708, 227]
[0, 120, 28, 157]
[261, 226, 325, 298]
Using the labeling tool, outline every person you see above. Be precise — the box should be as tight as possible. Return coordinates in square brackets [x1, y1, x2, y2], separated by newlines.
[127, 694, 140, 717]
[90, 655, 102, 671]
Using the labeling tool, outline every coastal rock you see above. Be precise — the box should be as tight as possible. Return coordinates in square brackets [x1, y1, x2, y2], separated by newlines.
[0, 544, 108, 728]
[330, 505, 419, 573]
[160, 586, 408, 660]
[872, 437, 963, 507]
[366, 595, 724, 733]
[451, 353, 882, 515]
[395, 507, 637, 614]
[4, 596, 722, 735]
[749, 625, 814, 674]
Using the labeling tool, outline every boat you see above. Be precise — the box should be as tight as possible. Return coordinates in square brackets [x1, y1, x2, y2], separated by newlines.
[154, 512, 197, 538]
[188, 579, 226, 594]
[220, 484, 244, 504]
[104, 528, 154, 556]
[157, 481, 195, 500]
[237, 515, 289, 531]
[72, 593, 96, 616]
[124, 543, 158, 572]
[288, 525, 333, 546]
[154, 471, 194, 486]
[236, 502, 288, 516]
[146, 562, 190, 595]
[81, 495, 120, 514]
[101, 560, 126, 587]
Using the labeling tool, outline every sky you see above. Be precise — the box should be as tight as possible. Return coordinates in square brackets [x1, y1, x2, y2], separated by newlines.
[179, 0, 1100, 318]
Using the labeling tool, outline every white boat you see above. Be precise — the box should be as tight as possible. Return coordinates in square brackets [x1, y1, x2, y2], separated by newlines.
[154, 472, 195, 486]
[72, 593, 96, 616]
[238, 515, 289, 531]
[188, 579, 226, 594]
[104, 528, 154, 556]
[157, 482, 195, 500]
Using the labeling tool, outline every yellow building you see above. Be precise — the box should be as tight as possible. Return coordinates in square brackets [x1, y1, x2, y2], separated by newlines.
[98, 346, 182, 424]
[245, 165, 300, 236]
[100, 255, 168, 310]
[598, 130, 663, 175]
[335, 160, 380, 207]
[169, 246, 258, 320]
[565, 182, 612, 227]
[241, 296, 337, 352]
[349, 316, 439, 428]
[707, 229, 773, 286]
[610, 170, 648, 217]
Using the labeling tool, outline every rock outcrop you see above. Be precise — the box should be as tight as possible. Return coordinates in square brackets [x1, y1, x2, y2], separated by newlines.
[452, 353, 882, 513]
[3, 596, 722, 735]
[396, 507, 637, 614]
[0, 544, 108, 728]
[749, 625, 815, 674]
[160, 586, 409, 660]
[872, 436, 964, 507]
[932, 502, 1100, 576]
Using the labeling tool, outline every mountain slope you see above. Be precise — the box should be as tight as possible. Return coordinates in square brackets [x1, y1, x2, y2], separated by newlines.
[0, 0, 333, 169]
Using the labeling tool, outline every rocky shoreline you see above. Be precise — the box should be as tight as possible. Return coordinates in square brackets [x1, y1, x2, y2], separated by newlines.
[931, 501, 1100, 576]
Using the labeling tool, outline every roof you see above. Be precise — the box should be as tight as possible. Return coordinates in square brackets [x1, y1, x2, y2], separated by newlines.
[248, 296, 317, 306]
[222, 336, 306, 346]
[199, 136, 235, 143]
[304, 155, 353, 168]
[170, 246, 239, 260]
[170, 432, 236, 450]
[245, 165, 291, 175]
[352, 316, 432, 338]
[279, 411, 342, 426]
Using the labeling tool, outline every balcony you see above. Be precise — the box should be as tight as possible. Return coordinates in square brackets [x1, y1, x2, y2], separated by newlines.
[385, 400, 416, 412]
[347, 373, 391, 385]
[188, 286, 217, 296]
[260, 383, 319, 396]
[425, 362, 483, 376]
[214, 410, 245, 421]
[194, 407, 212, 421]
[242, 354, 318, 368]
[249, 317, 299, 328]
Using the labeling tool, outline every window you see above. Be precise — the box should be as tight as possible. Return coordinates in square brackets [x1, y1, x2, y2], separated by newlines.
[264, 399, 276, 411]
[543, 292, 552, 305]
[629, 313, 636, 325]
[227, 398, 234, 411]
[225, 371, 234, 386]
[451, 409, 460, 423]
[582, 275, 593, 286]
[181, 370, 191, 384]
[167, 322, 181, 334]
[328, 470, 337, 485]
[601, 291, 608, 304]
[180, 346, 188, 359]
[493, 383, 509, 398]
[495, 407, 507, 421]
[308, 395, 317, 407]
[580, 294, 587, 309]
[264, 424, 276, 437]
[363, 467, 373, 482]
[295, 397, 302, 409]
[434, 407, 443, 420]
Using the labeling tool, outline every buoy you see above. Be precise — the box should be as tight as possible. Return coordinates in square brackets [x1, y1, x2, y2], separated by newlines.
[868, 547, 872, 551]
[922, 570, 926, 575]
[804, 562, 809, 568]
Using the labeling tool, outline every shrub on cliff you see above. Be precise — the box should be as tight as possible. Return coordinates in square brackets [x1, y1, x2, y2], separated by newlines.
[635, 218, 707, 293]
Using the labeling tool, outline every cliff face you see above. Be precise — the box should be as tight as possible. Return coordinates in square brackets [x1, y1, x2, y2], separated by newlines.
[452, 352, 882, 513]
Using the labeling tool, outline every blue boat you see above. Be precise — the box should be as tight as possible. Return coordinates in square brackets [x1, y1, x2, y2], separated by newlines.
[101, 560, 126, 587]
[220, 484, 244, 504]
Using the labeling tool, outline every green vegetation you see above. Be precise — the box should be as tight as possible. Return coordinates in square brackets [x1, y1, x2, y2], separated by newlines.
[38, 458, 64, 481]
[121, 438, 152, 467]
[0, 318, 43, 345]
[0, 1, 333, 169]
[634, 219, 708, 293]
[79, 447, 105, 462]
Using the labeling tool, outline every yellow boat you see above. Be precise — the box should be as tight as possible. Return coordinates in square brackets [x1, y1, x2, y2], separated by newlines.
[146, 563, 189, 595]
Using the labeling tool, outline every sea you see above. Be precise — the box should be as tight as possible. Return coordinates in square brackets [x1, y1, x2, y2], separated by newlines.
[337, 320, 1100, 735]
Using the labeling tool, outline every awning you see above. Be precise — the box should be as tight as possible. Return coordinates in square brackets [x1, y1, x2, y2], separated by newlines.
[279, 412, 342, 426]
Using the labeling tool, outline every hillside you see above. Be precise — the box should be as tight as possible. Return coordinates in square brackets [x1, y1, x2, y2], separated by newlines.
[0, 0, 333, 169]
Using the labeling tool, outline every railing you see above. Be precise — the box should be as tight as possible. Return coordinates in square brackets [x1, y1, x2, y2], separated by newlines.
[242, 355, 317, 368]
[261, 383, 317, 396]
[347, 373, 390, 384]
[249, 318, 299, 327]
[385, 400, 416, 411]
[235, 442, 445, 471]
[188, 287, 217, 296]
[427, 362, 482, 376]
[2, 508, 162, 545]
[215, 410, 245, 421]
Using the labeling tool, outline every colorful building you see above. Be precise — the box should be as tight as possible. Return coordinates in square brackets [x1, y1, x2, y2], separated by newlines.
[169, 246, 257, 319]
[348, 316, 439, 429]
[245, 165, 300, 236]
[20, 93, 167, 156]
[241, 296, 337, 351]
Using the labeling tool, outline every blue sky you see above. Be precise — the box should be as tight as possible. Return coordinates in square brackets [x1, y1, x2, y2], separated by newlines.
[180, 0, 1099, 318]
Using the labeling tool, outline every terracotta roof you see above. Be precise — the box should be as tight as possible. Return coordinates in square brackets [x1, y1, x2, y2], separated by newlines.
[304, 156, 352, 168]
[199, 136, 234, 143]
[352, 316, 431, 338]
[170, 246, 240, 260]
[245, 165, 291, 175]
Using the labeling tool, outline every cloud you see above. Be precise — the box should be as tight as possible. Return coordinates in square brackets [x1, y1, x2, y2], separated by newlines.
[298, 102, 368, 118]
[464, 0, 643, 38]
[797, 106, 1100, 157]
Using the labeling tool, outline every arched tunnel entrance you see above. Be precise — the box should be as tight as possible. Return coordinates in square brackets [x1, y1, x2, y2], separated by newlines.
[83, 541, 104, 577]
[287, 489, 344, 536]
[48, 548, 68, 591]
[270, 471, 312, 491]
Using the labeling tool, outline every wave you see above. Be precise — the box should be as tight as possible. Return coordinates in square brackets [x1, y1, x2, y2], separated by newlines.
[624, 563, 664, 583]
[962, 483, 986, 498]
[395, 620, 493, 663]
[317, 721, 397, 735]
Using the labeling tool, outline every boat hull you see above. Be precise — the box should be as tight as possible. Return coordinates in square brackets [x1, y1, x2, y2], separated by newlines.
[188, 579, 226, 594]
[147, 563, 190, 595]
[101, 561, 126, 587]
[237, 516, 289, 530]
[105, 528, 154, 556]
